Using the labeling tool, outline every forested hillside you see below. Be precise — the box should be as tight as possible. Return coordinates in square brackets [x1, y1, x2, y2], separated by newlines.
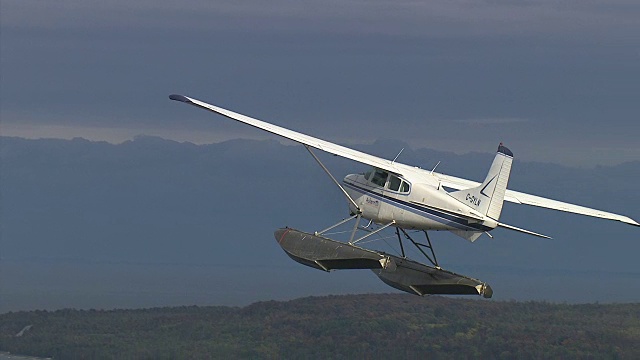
[1, 294, 638, 359]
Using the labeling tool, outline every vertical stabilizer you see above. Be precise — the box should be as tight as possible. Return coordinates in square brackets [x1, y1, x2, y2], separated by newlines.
[450, 144, 513, 221]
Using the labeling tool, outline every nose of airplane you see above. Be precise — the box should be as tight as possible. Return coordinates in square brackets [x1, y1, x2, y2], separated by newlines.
[343, 173, 357, 182]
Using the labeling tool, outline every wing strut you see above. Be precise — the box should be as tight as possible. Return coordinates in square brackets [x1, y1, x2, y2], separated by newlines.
[305, 145, 361, 213]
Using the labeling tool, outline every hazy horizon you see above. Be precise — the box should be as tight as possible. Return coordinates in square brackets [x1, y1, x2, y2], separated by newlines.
[1, 136, 638, 313]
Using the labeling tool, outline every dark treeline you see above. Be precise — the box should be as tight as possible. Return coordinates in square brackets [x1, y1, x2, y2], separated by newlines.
[1, 294, 638, 359]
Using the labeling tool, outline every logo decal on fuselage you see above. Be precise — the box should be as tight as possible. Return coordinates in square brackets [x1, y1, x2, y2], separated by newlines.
[365, 196, 380, 207]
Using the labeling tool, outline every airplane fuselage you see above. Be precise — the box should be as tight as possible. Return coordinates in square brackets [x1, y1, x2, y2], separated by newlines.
[343, 169, 498, 235]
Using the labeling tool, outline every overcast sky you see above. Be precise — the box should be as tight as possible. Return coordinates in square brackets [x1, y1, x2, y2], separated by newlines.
[2, 0, 639, 166]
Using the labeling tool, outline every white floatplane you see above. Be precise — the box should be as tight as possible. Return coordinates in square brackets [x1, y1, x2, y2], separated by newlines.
[170, 94, 638, 298]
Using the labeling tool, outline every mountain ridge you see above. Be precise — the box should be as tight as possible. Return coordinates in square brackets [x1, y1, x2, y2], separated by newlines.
[1, 136, 638, 311]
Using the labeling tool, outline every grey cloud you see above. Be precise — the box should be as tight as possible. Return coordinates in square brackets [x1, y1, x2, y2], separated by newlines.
[1, 0, 638, 167]
[453, 117, 529, 125]
[3, 0, 639, 40]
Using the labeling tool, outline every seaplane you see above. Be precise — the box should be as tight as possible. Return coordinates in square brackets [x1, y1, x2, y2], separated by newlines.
[169, 94, 639, 298]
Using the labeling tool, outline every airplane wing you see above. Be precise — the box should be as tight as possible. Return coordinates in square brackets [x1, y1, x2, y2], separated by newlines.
[437, 173, 640, 227]
[170, 94, 639, 228]
[169, 94, 402, 175]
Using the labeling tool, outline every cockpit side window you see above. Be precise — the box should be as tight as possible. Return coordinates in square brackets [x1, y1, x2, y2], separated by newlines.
[387, 175, 410, 193]
[371, 170, 388, 187]
[388, 175, 401, 191]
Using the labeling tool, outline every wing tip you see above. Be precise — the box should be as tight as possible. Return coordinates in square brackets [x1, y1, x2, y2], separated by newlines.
[169, 94, 192, 103]
[624, 219, 640, 227]
[617, 215, 640, 227]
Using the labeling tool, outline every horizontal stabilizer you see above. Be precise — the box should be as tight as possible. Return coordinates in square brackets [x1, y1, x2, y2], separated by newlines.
[498, 222, 552, 239]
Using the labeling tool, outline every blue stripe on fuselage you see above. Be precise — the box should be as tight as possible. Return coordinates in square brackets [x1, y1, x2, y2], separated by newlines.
[343, 181, 491, 232]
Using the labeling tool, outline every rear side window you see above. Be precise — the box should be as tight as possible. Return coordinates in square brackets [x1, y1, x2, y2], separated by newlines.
[400, 182, 410, 193]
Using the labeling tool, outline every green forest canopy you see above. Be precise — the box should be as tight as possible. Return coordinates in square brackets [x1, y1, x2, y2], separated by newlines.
[1, 294, 638, 359]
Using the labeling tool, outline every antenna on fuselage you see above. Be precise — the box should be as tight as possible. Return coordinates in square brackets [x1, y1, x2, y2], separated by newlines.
[429, 161, 441, 175]
[392, 148, 405, 164]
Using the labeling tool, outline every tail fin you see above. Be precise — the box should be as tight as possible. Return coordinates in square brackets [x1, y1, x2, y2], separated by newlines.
[450, 144, 513, 221]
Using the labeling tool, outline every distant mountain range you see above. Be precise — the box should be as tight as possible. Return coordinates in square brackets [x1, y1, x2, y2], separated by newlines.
[1, 136, 638, 311]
